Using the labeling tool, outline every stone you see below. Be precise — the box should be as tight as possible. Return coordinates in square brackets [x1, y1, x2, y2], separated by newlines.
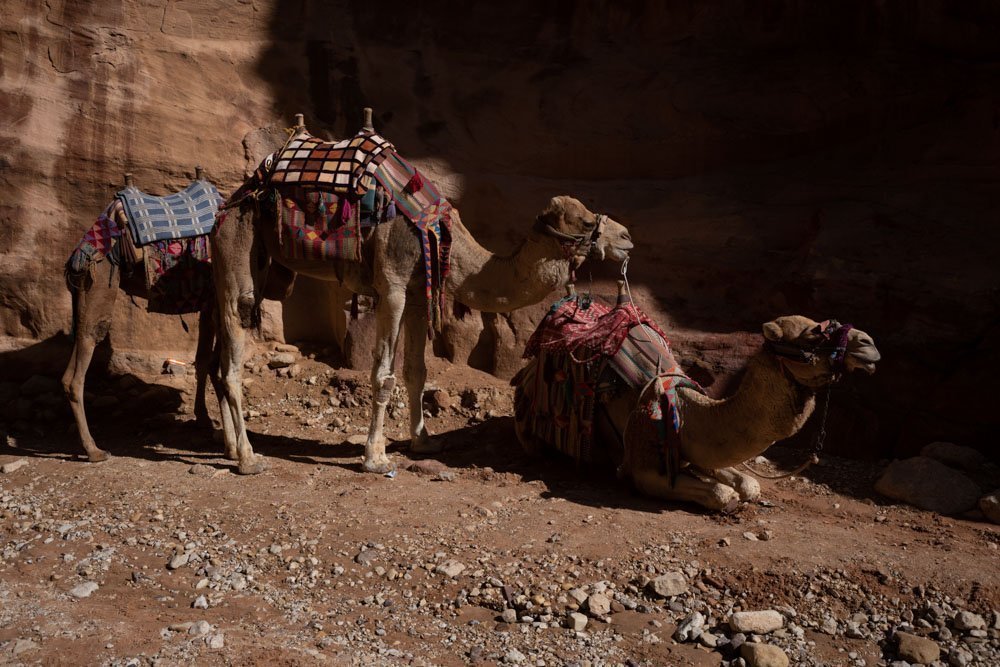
[730, 610, 784, 634]
[979, 491, 1000, 525]
[567, 588, 589, 605]
[355, 550, 377, 566]
[952, 611, 986, 631]
[426, 389, 452, 412]
[407, 460, 448, 476]
[874, 457, 982, 514]
[189, 620, 211, 636]
[19, 375, 59, 396]
[503, 648, 526, 664]
[434, 560, 465, 578]
[192, 595, 209, 609]
[268, 352, 296, 369]
[206, 633, 225, 649]
[647, 571, 688, 598]
[501, 608, 518, 624]
[740, 642, 789, 667]
[567, 612, 588, 631]
[167, 553, 189, 570]
[948, 647, 973, 666]
[699, 631, 719, 648]
[12, 639, 39, 655]
[920, 442, 987, 471]
[188, 464, 215, 476]
[69, 581, 98, 598]
[820, 617, 838, 635]
[1, 459, 28, 474]
[585, 592, 611, 617]
[896, 631, 940, 664]
[674, 611, 705, 642]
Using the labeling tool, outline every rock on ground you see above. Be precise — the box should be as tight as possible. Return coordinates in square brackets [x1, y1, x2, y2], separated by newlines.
[566, 612, 588, 632]
[875, 456, 982, 514]
[729, 610, 784, 634]
[920, 441, 986, 471]
[741, 642, 789, 667]
[980, 491, 1000, 524]
[1, 459, 28, 474]
[647, 571, 688, 597]
[896, 631, 941, 664]
[585, 592, 611, 617]
[68, 582, 98, 598]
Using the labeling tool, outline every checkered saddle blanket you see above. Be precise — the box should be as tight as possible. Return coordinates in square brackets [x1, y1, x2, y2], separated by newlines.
[513, 296, 702, 483]
[117, 180, 223, 246]
[270, 131, 394, 194]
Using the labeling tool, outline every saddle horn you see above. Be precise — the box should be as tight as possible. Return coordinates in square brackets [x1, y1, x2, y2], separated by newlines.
[616, 280, 629, 305]
[195, 165, 204, 181]
[565, 283, 576, 297]
[362, 107, 374, 132]
[294, 113, 305, 131]
[124, 172, 134, 187]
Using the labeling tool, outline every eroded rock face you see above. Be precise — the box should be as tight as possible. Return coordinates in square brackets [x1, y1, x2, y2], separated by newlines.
[1, 1, 998, 459]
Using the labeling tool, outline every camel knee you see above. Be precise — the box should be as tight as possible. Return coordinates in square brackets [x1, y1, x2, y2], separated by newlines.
[237, 291, 259, 329]
[373, 374, 396, 406]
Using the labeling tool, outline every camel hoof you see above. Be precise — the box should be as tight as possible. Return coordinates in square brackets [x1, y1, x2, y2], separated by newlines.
[410, 435, 443, 454]
[362, 458, 395, 474]
[87, 449, 110, 463]
[225, 450, 239, 462]
[237, 458, 267, 475]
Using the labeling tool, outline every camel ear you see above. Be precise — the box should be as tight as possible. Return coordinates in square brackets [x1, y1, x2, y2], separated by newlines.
[536, 196, 565, 229]
[762, 321, 783, 341]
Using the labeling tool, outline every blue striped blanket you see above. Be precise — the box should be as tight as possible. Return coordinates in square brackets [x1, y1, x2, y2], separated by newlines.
[117, 180, 223, 246]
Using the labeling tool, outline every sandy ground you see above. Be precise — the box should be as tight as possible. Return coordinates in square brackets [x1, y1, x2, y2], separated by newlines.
[1, 350, 997, 666]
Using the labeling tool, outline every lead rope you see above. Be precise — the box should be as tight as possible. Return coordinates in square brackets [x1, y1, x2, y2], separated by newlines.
[741, 381, 833, 480]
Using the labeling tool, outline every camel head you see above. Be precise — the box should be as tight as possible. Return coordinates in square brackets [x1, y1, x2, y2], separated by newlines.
[762, 315, 880, 387]
[534, 196, 633, 263]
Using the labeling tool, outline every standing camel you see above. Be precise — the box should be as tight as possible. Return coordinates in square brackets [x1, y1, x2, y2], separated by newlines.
[212, 124, 633, 474]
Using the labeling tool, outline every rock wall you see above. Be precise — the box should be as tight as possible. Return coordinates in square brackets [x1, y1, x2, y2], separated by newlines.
[1, 1, 998, 458]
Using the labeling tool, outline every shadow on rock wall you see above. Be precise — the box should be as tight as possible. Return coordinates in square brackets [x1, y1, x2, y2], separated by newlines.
[254, 1, 1000, 459]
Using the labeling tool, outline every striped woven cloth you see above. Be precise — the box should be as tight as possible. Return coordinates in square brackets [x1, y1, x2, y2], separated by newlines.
[67, 201, 123, 274]
[270, 131, 394, 194]
[117, 180, 223, 246]
[275, 188, 362, 263]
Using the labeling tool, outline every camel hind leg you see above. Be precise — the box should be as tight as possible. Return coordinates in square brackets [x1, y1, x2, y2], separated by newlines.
[193, 305, 215, 429]
[62, 264, 118, 462]
[363, 290, 405, 473]
[402, 305, 438, 453]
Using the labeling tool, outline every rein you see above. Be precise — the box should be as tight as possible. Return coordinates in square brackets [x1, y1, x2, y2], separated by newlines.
[536, 214, 606, 282]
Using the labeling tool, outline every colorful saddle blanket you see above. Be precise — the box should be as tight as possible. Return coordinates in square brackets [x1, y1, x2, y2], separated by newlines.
[67, 202, 123, 274]
[275, 187, 362, 263]
[117, 180, 223, 246]
[513, 296, 702, 483]
[270, 131, 394, 194]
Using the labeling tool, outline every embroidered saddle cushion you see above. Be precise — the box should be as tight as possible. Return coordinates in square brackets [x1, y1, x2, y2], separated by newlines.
[117, 180, 223, 246]
[270, 131, 394, 194]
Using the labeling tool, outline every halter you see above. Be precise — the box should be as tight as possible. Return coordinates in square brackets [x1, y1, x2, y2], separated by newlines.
[534, 214, 606, 282]
[766, 319, 855, 380]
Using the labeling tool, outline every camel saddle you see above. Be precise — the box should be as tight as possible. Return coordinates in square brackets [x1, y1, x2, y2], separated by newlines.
[513, 295, 702, 482]
[116, 179, 224, 247]
[270, 130, 394, 194]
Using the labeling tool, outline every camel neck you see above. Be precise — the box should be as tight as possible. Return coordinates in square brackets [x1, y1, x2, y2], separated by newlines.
[446, 213, 574, 312]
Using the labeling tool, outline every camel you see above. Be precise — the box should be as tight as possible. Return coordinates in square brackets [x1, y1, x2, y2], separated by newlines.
[212, 124, 634, 474]
[63, 172, 293, 464]
[515, 311, 880, 511]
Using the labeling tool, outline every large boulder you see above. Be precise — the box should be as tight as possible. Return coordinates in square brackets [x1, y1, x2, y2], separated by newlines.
[875, 456, 981, 515]
[920, 441, 987, 472]
[979, 491, 1000, 525]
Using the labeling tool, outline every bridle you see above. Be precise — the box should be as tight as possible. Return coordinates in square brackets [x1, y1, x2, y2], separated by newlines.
[534, 213, 607, 282]
[742, 319, 854, 481]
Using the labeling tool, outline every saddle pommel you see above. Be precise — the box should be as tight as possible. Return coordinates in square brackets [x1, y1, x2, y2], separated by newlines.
[195, 166, 204, 181]
[565, 283, 576, 297]
[616, 280, 629, 305]
[124, 172, 134, 187]
[362, 107, 374, 132]
[294, 113, 305, 131]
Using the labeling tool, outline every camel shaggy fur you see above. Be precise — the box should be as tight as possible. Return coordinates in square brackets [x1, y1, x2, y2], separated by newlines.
[212, 192, 633, 474]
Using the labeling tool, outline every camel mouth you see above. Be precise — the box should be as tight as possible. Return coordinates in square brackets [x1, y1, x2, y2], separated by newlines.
[846, 355, 878, 375]
[605, 245, 632, 262]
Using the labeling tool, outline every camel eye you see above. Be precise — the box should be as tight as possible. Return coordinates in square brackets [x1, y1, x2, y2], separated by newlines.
[582, 218, 597, 229]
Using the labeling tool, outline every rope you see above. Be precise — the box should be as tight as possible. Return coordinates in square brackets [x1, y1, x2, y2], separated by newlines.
[740, 382, 833, 480]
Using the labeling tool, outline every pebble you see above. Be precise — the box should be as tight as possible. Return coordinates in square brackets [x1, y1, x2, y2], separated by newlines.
[192, 595, 209, 609]
[674, 611, 705, 642]
[167, 553, 189, 570]
[1, 459, 28, 474]
[206, 633, 225, 649]
[953, 611, 986, 631]
[730, 610, 784, 634]
[68, 582, 99, 598]
[355, 550, 377, 566]
[12, 638, 38, 655]
[268, 352, 296, 369]
[647, 571, 687, 598]
[585, 592, 611, 617]
[501, 608, 518, 624]
[188, 464, 215, 476]
[504, 648, 526, 664]
[189, 620, 211, 636]
[820, 617, 838, 635]
[566, 612, 588, 632]
[434, 560, 465, 578]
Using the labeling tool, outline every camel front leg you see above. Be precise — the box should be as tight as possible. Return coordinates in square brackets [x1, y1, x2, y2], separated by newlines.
[218, 294, 264, 474]
[632, 468, 740, 512]
[363, 292, 405, 473]
[702, 466, 761, 502]
[193, 306, 215, 429]
[402, 306, 438, 453]
[62, 333, 108, 463]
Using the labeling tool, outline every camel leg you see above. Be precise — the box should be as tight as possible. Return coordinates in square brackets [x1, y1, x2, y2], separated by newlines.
[703, 466, 761, 502]
[193, 306, 215, 429]
[62, 267, 117, 463]
[218, 298, 264, 474]
[362, 291, 405, 473]
[632, 468, 740, 512]
[402, 307, 438, 454]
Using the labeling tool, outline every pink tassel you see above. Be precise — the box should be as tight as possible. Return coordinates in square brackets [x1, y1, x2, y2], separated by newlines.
[341, 199, 352, 222]
[404, 171, 423, 194]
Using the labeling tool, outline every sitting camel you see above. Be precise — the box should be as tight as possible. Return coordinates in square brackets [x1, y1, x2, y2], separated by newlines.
[213, 154, 634, 473]
[515, 311, 880, 511]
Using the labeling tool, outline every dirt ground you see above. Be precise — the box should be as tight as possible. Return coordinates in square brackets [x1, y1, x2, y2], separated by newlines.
[1, 348, 998, 666]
